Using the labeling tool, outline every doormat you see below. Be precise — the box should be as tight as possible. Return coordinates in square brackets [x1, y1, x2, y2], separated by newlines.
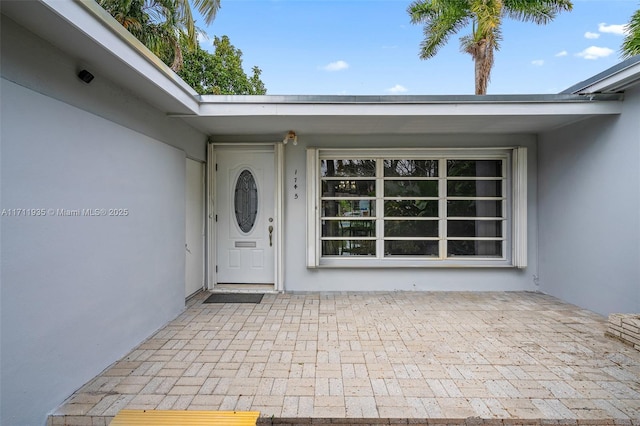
[203, 293, 264, 304]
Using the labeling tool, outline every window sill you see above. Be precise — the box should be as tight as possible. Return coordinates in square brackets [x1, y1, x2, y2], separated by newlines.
[311, 258, 518, 268]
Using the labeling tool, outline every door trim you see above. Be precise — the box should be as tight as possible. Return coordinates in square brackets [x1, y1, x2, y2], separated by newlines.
[207, 143, 284, 292]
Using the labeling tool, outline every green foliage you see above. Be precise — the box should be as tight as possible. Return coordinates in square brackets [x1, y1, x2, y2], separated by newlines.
[622, 7, 640, 59]
[178, 35, 267, 95]
[96, 0, 220, 71]
[96, 0, 266, 94]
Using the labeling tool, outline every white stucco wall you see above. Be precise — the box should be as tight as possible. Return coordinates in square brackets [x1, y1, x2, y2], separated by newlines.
[0, 78, 188, 426]
[280, 134, 540, 292]
[0, 15, 206, 162]
[0, 79, 185, 425]
[538, 86, 640, 316]
[0, 17, 207, 426]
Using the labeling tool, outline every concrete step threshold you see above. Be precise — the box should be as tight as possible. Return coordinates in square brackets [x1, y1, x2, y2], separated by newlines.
[258, 418, 638, 425]
[47, 415, 639, 426]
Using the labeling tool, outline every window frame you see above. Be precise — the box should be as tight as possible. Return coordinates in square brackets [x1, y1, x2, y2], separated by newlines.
[307, 147, 527, 268]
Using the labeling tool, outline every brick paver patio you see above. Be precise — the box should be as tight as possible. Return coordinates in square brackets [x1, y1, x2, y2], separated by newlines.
[49, 291, 640, 425]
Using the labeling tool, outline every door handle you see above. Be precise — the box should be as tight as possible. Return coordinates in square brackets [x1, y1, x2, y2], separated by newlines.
[268, 225, 274, 247]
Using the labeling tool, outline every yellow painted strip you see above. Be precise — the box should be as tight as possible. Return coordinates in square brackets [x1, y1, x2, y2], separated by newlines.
[109, 410, 260, 426]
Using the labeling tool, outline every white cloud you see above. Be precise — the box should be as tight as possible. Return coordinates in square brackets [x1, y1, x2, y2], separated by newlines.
[387, 84, 408, 94]
[322, 60, 349, 71]
[598, 23, 628, 35]
[531, 60, 544, 66]
[555, 50, 568, 57]
[576, 46, 615, 60]
[584, 31, 600, 39]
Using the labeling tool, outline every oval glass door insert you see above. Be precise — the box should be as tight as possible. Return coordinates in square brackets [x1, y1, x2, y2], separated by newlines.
[234, 169, 258, 233]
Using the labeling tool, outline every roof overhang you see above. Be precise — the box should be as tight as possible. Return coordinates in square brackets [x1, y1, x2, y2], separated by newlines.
[177, 94, 624, 138]
[1, 0, 200, 115]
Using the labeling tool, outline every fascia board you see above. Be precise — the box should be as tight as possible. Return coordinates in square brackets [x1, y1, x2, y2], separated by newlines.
[194, 99, 623, 118]
[197, 94, 618, 103]
[41, 0, 200, 114]
[562, 56, 640, 94]
[577, 63, 640, 93]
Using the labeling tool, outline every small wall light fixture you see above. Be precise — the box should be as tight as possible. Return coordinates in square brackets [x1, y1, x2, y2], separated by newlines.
[283, 130, 297, 145]
[77, 69, 94, 84]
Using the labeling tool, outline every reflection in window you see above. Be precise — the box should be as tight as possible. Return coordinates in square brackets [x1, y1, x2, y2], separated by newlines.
[384, 200, 438, 218]
[322, 200, 375, 217]
[447, 160, 502, 177]
[385, 240, 439, 256]
[322, 180, 375, 197]
[323, 240, 375, 256]
[385, 180, 438, 197]
[384, 160, 438, 177]
[321, 160, 376, 177]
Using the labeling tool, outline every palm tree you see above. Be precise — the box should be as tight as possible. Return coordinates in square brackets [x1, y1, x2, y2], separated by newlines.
[97, 0, 220, 71]
[622, 6, 640, 58]
[408, 0, 573, 94]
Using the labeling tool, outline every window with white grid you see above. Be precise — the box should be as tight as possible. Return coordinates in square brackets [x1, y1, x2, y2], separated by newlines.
[307, 148, 527, 268]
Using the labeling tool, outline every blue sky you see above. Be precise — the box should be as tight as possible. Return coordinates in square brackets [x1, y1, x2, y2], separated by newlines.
[195, 0, 638, 95]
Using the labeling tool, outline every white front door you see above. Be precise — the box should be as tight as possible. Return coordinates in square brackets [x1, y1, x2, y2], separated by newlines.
[215, 148, 275, 284]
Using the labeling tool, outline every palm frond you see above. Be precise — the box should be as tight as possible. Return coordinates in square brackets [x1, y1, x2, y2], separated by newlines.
[502, 0, 573, 24]
[170, 0, 196, 47]
[408, 0, 471, 59]
[622, 7, 640, 59]
[190, 0, 220, 25]
[96, 0, 222, 72]
[408, 0, 436, 24]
